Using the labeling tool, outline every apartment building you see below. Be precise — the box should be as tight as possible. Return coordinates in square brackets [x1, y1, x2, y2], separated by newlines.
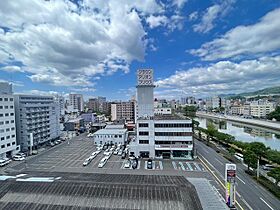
[130, 69, 193, 159]
[69, 94, 83, 112]
[14, 95, 60, 151]
[53, 95, 65, 116]
[111, 101, 135, 122]
[0, 83, 19, 159]
[250, 101, 275, 118]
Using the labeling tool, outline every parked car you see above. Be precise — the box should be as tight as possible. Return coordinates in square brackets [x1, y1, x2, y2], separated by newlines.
[124, 160, 131, 168]
[13, 155, 25, 161]
[0, 158, 10, 167]
[83, 158, 91, 166]
[121, 152, 126, 159]
[31, 150, 38, 155]
[113, 149, 119, 155]
[17, 152, 26, 157]
[262, 164, 276, 171]
[98, 157, 108, 168]
[147, 159, 153, 169]
[132, 159, 138, 169]
[118, 150, 123, 156]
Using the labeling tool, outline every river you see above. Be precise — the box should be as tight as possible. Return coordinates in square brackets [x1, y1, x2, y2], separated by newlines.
[195, 117, 280, 151]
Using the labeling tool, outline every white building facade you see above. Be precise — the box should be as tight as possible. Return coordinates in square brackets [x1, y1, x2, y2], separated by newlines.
[131, 69, 193, 159]
[0, 83, 19, 159]
[93, 128, 127, 145]
[69, 94, 84, 112]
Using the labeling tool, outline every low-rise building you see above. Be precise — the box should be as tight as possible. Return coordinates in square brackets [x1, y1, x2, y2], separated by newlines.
[92, 128, 127, 145]
[64, 118, 85, 131]
[154, 107, 172, 115]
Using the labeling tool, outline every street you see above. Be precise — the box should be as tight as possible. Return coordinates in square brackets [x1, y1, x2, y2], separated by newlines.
[195, 138, 280, 210]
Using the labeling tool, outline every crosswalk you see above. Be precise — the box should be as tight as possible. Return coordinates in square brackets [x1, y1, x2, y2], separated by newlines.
[173, 161, 205, 172]
[120, 160, 205, 172]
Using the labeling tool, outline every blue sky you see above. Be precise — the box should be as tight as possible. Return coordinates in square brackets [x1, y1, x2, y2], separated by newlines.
[1, 0, 280, 100]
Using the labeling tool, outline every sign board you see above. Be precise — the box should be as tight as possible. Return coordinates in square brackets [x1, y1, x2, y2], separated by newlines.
[137, 69, 154, 86]
[225, 163, 236, 207]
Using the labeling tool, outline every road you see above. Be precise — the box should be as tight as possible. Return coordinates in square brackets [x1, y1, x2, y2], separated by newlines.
[195, 138, 280, 210]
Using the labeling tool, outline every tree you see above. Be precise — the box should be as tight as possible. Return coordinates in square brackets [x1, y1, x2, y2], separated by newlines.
[267, 106, 280, 121]
[206, 123, 217, 145]
[244, 149, 258, 171]
[228, 147, 235, 156]
[268, 167, 280, 185]
[248, 142, 267, 161]
[184, 105, 198, 118]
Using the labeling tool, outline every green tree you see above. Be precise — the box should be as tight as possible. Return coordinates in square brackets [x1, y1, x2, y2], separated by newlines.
[206, 123, 217, 145]
[248, 142, 267, 161]
[267, 106, 280, 121]
[244, 149, 258, 171]
[268, 167, 280, 185]
[228, 147, 235, 156]
[184, 105, 198, 118]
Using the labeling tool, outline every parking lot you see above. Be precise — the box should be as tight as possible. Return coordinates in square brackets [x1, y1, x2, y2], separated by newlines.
[5, 136, 209, 178]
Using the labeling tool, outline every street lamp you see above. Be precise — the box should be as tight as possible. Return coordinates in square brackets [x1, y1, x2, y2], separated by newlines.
[29, 133, 33, 156]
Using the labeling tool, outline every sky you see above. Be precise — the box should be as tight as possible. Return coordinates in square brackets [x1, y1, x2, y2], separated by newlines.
[0, 0, 280, 101]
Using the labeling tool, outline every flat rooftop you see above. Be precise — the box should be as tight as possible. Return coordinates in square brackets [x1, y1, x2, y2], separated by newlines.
[0, 173, 202, 210]
[138, 114, 191, 121]
[94, 128, 127, 135]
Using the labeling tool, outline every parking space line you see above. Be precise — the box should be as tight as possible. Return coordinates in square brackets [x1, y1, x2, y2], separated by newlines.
[194, 163, 201, 171]
[159, 161, 163, 170]
[178, 162, 185, 171]
[172, 161, 177, 170]
[186, 162, 193, 171]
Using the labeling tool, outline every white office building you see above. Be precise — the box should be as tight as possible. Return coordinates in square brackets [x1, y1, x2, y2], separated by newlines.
[93, 127, 127, 145]
[0, 83, 19, 159]
[69, 94, 84, 112]
[130, 69, 193, 159]
[250, 101, 275, 118]
[14, 95, 60, 151]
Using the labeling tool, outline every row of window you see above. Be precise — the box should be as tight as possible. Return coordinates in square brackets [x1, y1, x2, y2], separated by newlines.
[0, 105, 14, 109]
[139, 132, 192, 136]
[0, 120, 15, 125]
[155, 132, 192, 136]
[139, 123, 149, 127]
[1, 141, 16, 149]
[0, 134, 16, 141]
[94, 135, 123, 138]
[0, 113, 14, 117]
[0, 98, 13, 102]
[155, 141, 192, 145]
[155, 123, 192, 128]
[139, 140, 149, 144]
[0, 127, 15, 133]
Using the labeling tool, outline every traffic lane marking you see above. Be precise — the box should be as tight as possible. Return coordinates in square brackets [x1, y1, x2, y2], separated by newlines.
[260, 197, 274, 210]
[237, 176, 246, 185]
[215, 158, 224, 166]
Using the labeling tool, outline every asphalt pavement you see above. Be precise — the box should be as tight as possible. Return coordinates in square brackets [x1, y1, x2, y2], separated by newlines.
[195, 138, 280, 210]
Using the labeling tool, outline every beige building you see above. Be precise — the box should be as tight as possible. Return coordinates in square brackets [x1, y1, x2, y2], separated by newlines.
[111, 101, 135, 122]
[250, 102, 275, 118]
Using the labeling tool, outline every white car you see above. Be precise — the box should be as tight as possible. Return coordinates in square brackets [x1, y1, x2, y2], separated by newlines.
[124, 160, 131, 168]
[0, 159, 8, 167]
[13, 155, 25, 161]
[118, 150, 123, 156]
[83, 158, 91, 166]
[98, 157, 108, 168]
[113, 150, 119, 155]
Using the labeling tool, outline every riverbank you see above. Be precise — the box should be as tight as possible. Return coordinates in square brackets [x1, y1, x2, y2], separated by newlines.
[196, 112, 280, 132]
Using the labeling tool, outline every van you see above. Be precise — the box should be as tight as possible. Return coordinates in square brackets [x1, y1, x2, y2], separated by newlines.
[262, 164, 276, 171]
[234, 153, 244, 162]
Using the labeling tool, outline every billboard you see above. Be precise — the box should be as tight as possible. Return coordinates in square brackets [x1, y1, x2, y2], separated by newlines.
[225, 163, 236, 207]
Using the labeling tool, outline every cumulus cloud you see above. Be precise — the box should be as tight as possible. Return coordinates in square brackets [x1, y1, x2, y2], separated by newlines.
[189, 11, 198, 21]
[193, 0, 235, 33]
[190, 8, 280, 60]
[172, 0, 188, 9]
[0, 65, 23, 72]
[155, 55, 280, 98]
[146, 15, 168, 28]
[0, 0, 163, 86]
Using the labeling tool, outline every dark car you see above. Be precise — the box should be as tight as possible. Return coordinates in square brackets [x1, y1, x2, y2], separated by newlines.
[132, 159, 138, 169]
[147, 159, 153, 169]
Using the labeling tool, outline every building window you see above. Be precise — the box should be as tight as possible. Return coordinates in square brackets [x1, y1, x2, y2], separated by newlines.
[154, 132, 192, 136]
[139, 131, 149, 136]
[10, 113, 14, 116]
[0, 106, 3, 109]
[139, 140, 149, 144]
[5, 113, 9, 116]
[10, 106, 14, 109]
[4, 106, 8, 109]
[12, 142, 15, 145]
[1, 137, 4, 141]
[6, 136, 10, 139]
[10, 98, 13, 101]
[7, 143, 10, 147]
[0, 121, 3, 125]
[4, 98, 8, 101]
[5, 121, 9, 124]
[1, 145, 5, 148]
[139, 123, 149, 127]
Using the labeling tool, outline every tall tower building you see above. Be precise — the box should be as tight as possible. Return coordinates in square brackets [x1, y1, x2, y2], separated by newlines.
[136, 69, 155, 118]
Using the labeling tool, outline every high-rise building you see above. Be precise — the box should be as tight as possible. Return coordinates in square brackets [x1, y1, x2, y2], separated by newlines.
[0, 83, 19, 159]
[14, 95, 60, 151]
[69, 94, 84, 112]
[131, 69, 193, 159]
[111, 101, 135, 122]
[54, 95, 65, 116]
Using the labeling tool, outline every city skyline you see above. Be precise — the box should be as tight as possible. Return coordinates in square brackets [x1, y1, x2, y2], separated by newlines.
[1, 0, 280, 100]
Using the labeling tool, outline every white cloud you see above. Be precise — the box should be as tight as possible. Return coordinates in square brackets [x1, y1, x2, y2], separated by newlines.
[172, 0, 188, 9]
[190, 8, 280, 60]
[189, 11, 198, 21]
[0, 0, 163, 87]
[15, 89, 60, 96]
[69, 87, 96, 92]
[0, 65, 23, 72]
[155, 55, 280, 98]
[193, 0, 235, 33]
[146, 15, 168, 28]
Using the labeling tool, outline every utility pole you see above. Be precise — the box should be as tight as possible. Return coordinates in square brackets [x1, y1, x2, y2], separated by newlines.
[257, 159, 260, 180]
[30, 133, 33, 156]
